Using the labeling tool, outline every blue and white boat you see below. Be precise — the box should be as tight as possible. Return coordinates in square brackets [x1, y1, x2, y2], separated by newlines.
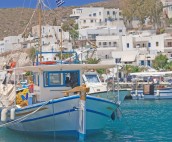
[130, 72, 172, 100]
[0, 64, 130, 140]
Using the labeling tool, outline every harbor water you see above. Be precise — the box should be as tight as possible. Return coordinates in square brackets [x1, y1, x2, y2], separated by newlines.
[0, 99, 171, 142]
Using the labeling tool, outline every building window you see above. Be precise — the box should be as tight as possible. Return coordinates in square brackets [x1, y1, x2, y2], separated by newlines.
[167, 42, 172, 47]
[90, 20, 93, 23]
[89, 14, 92, 17]
[109, 42, 111, 46]
[147, 60, 151, 66]
[127, 43, 129, 48]
[115, 58, 121, 63]
[105, 18, 107, 22]
[107, 11, 110, 15]
[99, 12, 101, 15]
[99, 42, 101, 46]
[113, 42, 117, 46]
[156, 42, 159, 47]
[93, 13, 96, 16]
[148, 42, 151, 47]
[119, 29, 122, 32]
[103, 42, 107, 46]
[83, 20, 86, 23]
[99, 19, 102, 23]
[113, 11, 116, 15]
[119, 12, 121, 16]
[141, 60, 144, 66]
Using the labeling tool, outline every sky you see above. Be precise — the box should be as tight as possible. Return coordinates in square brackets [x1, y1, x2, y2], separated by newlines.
[0, 0, 104, 8]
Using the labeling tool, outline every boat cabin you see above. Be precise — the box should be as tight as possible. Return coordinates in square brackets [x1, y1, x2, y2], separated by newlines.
[16, 64, 115, 103]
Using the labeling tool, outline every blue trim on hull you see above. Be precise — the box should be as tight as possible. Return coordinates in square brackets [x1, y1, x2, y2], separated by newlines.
[87, 95, 117, 105]
[16, 95, 116, 112]
[22, 108, 76, 122]
[20, 108, 110, 123]
[87, 109, 109, 118]
[16, 95, 80, 112]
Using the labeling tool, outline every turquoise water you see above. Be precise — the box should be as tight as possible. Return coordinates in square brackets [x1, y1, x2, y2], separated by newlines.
[0, 99, 172, 142]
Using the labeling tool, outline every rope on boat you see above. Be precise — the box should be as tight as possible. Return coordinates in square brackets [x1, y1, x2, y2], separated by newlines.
[0, 100, 51, 128]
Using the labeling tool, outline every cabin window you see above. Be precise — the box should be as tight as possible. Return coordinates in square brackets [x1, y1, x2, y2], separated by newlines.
[49, 73, 61, 85]
[85, 74, 100, 83]
[43, 70, 80, 87]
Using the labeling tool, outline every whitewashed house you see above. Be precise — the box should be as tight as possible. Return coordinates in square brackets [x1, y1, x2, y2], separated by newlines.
[70, 7, 123, 29]
[3, 35, 24, 51]
[79, 26, 126, 40]
[31, 25, 71, 51]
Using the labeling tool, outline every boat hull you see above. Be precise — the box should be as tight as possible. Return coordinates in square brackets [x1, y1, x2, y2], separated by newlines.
[6, 95, 117, 137]
[131, 88, 172, 100]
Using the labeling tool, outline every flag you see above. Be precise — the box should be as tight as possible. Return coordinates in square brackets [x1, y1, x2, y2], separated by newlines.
[56, 0, 65, 7]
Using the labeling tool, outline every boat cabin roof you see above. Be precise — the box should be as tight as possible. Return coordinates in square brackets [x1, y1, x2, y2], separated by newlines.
[130, 71, 172, 77]
[8, 64, 116, 73]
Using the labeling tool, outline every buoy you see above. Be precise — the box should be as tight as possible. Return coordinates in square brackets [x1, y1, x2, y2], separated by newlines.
[10, 108, 15, 120]
[1, 108, 8, 122]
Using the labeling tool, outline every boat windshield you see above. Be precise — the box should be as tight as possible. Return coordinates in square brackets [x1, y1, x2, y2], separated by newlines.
[85, 74, 100, 83]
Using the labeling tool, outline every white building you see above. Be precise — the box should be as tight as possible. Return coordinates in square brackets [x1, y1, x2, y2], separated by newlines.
[79, 26, 126, 40]
[32, 25, 70, 42]
[122, 31, 165, 53]
[70, 7, 123, 29]
[31, 25, 71, 51]
[3, 35, 24, 51]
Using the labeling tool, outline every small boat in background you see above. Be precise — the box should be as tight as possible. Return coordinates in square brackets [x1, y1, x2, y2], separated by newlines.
[82, 71, 108, 94]
[130, 71, 172, 100]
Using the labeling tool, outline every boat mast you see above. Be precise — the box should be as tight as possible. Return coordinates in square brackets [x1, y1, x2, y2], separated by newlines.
[60, 25, 63, 63]
[38, 0, 42, 62]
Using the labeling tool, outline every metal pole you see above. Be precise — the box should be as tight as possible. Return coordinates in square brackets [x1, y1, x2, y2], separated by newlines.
[38, 0, 42, 62]
[60, 26, 63, 64]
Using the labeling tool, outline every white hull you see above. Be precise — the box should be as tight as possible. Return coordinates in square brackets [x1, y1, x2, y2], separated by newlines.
[131, 88, 172, 100]
[6, 95, 117, 136]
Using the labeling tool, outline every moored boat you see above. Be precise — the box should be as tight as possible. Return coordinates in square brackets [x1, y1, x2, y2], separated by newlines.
[130, 72, 172, 100]
[0, 64, 130, 140]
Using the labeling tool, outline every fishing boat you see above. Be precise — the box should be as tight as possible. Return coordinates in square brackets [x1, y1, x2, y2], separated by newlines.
[130, 72, 172, 100]
[0, 64, 130, 140]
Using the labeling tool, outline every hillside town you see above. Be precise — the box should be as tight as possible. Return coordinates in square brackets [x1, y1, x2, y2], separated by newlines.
[0, 0, 172, 72]
[0, 0, 172, 141]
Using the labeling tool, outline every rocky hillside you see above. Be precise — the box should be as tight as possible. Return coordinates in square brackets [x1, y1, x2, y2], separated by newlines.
[0, 0, 118, 40]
